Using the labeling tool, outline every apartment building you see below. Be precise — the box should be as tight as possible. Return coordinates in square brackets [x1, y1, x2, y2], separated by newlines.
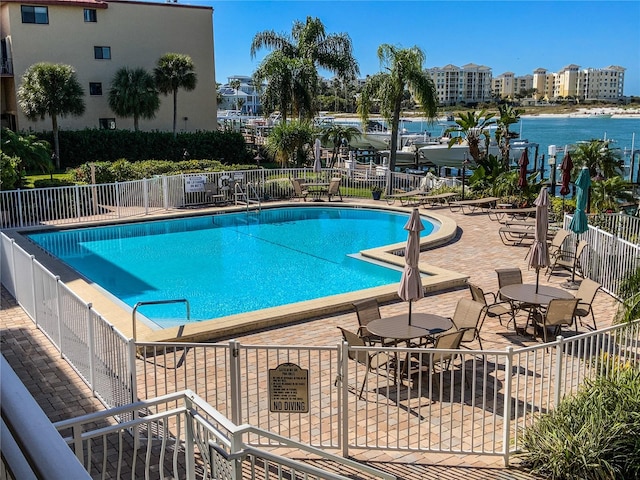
[219, 75, 262, 115]
[427, 63, 492, 106]
[579, 65, 626, 101]
[0, 0, 217, 133]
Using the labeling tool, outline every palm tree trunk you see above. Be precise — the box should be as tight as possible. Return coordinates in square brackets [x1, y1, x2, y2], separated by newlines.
[172, 89, 178, 138]
[51, 115, 60, 169]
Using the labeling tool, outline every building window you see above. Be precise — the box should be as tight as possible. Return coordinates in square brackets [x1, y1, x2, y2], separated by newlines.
[89, 83, 102, 96]
[21, 5, 48, 24]
[99, 118, 116, 130]
[84, 9, 97, 22]
[94, 46, 111, 60]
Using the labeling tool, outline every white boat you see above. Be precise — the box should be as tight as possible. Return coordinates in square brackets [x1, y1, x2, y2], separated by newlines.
[417, 142, 474, 168]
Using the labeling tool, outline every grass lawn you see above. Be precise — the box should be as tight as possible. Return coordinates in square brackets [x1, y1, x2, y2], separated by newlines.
[24, 172, 74, 188]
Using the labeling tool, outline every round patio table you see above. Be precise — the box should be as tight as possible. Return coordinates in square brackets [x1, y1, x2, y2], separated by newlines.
[499, 284, 573, 307]
[367, 313, 453, 345]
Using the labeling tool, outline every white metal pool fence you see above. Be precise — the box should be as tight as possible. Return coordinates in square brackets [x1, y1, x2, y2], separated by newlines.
[0, 167, 428, 229]
[2, 230, 639, 467]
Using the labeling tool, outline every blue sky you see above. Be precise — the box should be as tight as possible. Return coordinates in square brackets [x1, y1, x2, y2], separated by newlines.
[201, 0, 640, 96]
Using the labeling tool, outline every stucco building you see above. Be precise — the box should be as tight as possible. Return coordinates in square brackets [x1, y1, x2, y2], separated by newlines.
[0, 0, 217, 133]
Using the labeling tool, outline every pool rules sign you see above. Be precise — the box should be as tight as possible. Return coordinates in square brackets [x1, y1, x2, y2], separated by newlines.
[268, 363, 309, 413]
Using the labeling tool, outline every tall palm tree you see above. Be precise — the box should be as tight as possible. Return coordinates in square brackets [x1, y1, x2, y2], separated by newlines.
[154, 53, 197, 138]
[320, 123, 360, 166]
[495, 104, 523, 167]
[446, 110, 496, 164]
[358, 45, 437, 175]
[17, 62, 85, 169]
[250, 16, 359, 120]
[108, 67, 159, 131]
[229, 79, 241, 111]
[253, 53, 317, 123]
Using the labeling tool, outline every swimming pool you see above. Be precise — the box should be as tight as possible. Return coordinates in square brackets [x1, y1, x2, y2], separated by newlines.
[27, 206, 438, 327]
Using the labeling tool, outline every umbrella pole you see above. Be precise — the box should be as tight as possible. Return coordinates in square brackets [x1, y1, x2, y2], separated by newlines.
[408, 300, 412, 326]
[535, 268, 540, 294]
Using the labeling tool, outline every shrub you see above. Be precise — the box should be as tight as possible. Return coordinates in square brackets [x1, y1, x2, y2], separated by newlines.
[0, 153, 20, 190]
[517, 364, 640, 479]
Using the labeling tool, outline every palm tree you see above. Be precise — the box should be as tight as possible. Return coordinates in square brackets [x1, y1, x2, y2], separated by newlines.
[571, 139, 624, 213]
[266, 120, 314, 167]
[108, 67, 159, 131]
[229, 79, 241, 111]
[358, 45, 437, 176]
[591, 176, 633, 213]
[154, 53, 197, 138]
[0, 128, 53, 183]
[495, 104, 523, 167]
[320, 123, 360, 166]
[17, 62, 85, 169]
[446, 110, 496, 164]
[250, 16, 359, 120]
[253, 53, 317, 123]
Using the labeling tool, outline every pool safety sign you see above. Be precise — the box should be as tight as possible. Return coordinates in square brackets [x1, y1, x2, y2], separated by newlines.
[268, 363, 309, 413]
[184, 175, 207, 193]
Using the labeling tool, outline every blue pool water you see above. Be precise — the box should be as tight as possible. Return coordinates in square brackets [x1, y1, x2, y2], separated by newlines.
[27, 207, 437, 327]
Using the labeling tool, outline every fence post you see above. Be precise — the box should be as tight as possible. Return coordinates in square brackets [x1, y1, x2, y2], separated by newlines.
[17, 190, 24, 228]
[162, 176, 169, 210]
[183, 395, 196, 479]
[502, 346, 513, 467]
[554, 336, 564, 407]
[115, 182, 121, 218]
[340, 340, 349, 458]
[56, 278, 64, 357]
[143, 178, 149, 215]
[228, 340, 242, 425]
[86, 303, 95, 394]
[30, 255, 37, 327]
[74, 185, 81, 222]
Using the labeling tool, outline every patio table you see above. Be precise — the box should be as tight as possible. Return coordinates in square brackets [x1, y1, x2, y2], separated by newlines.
[499, 284, 573, 334]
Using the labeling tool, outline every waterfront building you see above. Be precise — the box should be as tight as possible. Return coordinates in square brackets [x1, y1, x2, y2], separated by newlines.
[0, 0, 217, 132]
[555, 64, 581, 99]
[427, 63, 492, 106]
[219, 75, 262, 115]
[579, 66, 626, 102]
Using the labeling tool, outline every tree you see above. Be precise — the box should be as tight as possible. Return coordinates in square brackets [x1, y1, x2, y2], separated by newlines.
[265, 120, 314, 167]
[17, 62, 85, 169]
[0, 128, 52, 178]
[358, 45, 437, 178]
[229, 79, 241, 111]
[320, 123, 360, 166]
[154, 53, 197, 138]
[250, 16, 359, 120]
[495, 104, 523, 167]
[108, 67, 160, 132]
[446, 109, 495, 163]
[253, 53, 317, 123]
[590, 176, 633, 213]
[571, 139, 624, 213]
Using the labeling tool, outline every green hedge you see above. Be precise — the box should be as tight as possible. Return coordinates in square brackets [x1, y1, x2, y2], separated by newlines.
[33, 129, 250, 168]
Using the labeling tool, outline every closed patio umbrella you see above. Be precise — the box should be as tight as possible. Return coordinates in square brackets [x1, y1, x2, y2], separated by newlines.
[517, 149, 529, 205]
[397, 208, 424, 325]
[559, 151, 573, 197]
[528, 187, 550, 293]
[566, 166, 591, 287]
[313, 138, 322, 174]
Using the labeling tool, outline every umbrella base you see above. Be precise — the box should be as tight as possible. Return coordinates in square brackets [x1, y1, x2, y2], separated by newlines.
[561, 279, 581, 290]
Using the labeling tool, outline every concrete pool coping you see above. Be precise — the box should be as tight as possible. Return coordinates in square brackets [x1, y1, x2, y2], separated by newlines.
[6, 201, 468, 343]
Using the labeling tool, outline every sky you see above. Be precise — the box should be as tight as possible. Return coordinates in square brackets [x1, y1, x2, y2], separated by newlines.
[195, 0, 640, 96]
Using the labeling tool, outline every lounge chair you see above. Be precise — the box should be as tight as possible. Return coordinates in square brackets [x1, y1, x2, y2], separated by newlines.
[572, 278, 601, 330]
[337, 327, 394, 399]
[449, 297, 486, 349]
[487, 206, 537, 222]
[546, 239, 588, 279]
[531, 298, 579, 342]
[385, 176, 430, 206]
[419, 192, 459, 208]
[290, 178, 309, 202]
[449, 196, 500, 214]
[468, 282, 515, 327]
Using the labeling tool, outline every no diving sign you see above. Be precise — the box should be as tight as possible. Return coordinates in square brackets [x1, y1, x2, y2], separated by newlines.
[268, 363, 309, 413]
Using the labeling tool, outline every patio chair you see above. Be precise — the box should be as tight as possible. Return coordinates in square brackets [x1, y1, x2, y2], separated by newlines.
[546, 240, 588, 279]
[352, 298, 394, 346]
[496, 267, 534, 325]
[547, 229, 571, 260]
[337, 327, 394, 399]
[325, 177, 343, 202]
[468, 282, 515, 328]
[573, 278, 601, 330]
[449, 298, 486, 349]
[204, 182, 226, 205]
[415, 329, 466, 375]
[290, 178, 309, 202]
[531, 297, 580, 342]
